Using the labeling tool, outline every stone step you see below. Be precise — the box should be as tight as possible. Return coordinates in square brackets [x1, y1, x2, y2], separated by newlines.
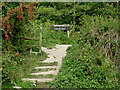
[22, 78, 54, 83]
[30, 70, 57, 75]
[37, 61, 58, 66]
[21, 45, 72, 84]
[41, 60, 58, 63]
[31, 68, 56, 73]
[13, 86, 22, 89]
[34, 66, 57, 69]
[26, 74, 56, 78]
[40, 55, 57, 63]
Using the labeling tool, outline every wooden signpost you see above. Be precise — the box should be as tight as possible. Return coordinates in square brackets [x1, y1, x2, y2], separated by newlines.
[50, 24, 71, 37]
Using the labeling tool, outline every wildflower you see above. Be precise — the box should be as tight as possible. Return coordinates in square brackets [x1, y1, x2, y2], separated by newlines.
[16, 54, 19, 57]
[7, 25, 10, 29]
[5, 35, 8, 38]
[4, 31, 7, 34]
[11, 34, 13, 37]
[8, 41, 11, 44]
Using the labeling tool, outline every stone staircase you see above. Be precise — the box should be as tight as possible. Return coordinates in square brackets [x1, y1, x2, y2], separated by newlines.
[22, 44, 72, 83]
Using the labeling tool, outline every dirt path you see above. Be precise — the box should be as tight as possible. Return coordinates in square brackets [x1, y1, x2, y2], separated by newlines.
[21, 44, 72, 83]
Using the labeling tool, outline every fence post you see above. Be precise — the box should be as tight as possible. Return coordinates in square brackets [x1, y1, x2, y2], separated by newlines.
[22, 36, 24, 52]
[39, 24, 42, 53]
[67, 30, 70, 38]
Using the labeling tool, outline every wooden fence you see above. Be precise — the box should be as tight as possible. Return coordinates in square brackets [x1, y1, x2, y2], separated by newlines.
[16, 24, 42, 55]
[17, 24, 71, 55]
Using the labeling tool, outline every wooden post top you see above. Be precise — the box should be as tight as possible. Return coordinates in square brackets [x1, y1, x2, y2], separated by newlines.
[50, 25, 71, 27]
[40, 24, 42, 29]
[40, 24, 42, 32]
[50, 24, 71, 31]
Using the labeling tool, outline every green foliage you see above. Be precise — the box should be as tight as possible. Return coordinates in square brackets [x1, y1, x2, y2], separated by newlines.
[2, 2, 119, 88]
[2, 82, 13, 88]
[2, 2, 36, 85]
[2, 51, 22, 84]
[35, 82, 49, 88]
[2, 50, 47, 87]
[50, 36, 118, 88]
[52, 45, 108, 87]
[35, 2, 74, 24]
[48, 3, 118, 88]
[16, 81, 34, 88]
[2, 81, 34, 88]
[32, 47, 39, 52]
[38, 61, 58, 66]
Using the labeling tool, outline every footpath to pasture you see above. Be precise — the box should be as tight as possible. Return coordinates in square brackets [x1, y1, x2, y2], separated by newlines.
[22, 44, 72, 83]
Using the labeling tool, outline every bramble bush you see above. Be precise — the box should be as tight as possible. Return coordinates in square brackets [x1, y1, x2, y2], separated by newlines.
[2, 2, 36, 84]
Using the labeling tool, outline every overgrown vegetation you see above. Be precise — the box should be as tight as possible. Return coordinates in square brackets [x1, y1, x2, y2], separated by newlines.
[2, 2, 119, 88]
[50, 17, 119, 87]
[2, 51, 47, 88]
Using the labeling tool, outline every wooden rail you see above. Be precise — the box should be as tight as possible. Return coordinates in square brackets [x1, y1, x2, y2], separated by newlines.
[16, 24, 42, 55]
[16, 37, 39, 41]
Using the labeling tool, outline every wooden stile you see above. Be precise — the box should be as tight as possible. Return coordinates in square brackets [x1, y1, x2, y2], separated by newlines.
[17, 24, 42, 55]
[29, 24, 42, 55]
[17, 24, 71, 55]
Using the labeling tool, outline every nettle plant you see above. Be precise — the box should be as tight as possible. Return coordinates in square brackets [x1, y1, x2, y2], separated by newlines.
[2, 2, 36, 83]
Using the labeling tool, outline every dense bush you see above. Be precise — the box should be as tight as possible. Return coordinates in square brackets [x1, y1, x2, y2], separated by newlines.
[50, 14, 119, 88]
[50, 45, 118, 88]
[2, 2, 36, 84]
